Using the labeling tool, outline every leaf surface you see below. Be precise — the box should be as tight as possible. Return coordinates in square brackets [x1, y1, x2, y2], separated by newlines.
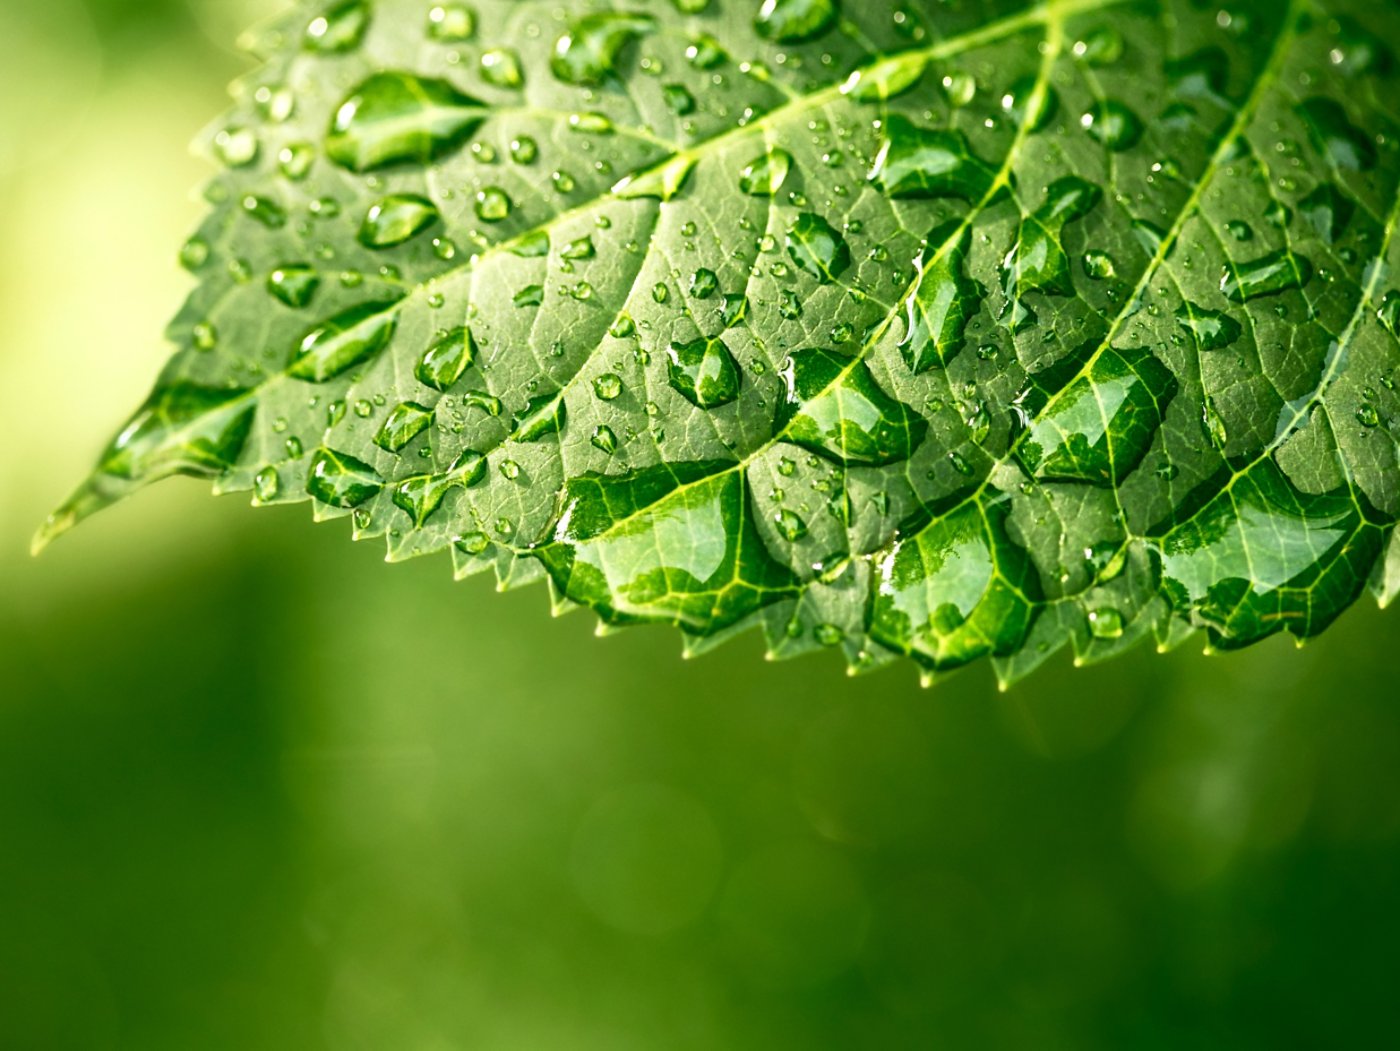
[42, 0, 1400, 683]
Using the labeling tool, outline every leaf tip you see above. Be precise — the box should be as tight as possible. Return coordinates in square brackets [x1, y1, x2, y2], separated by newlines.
[30, 479, 112, 557]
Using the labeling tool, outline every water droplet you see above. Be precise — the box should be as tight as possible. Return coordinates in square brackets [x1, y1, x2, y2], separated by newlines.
[594, 373, 624, 401]
[1298, 97, 1377, 171]
[1220, 249, 1313, 303]
[690, 268, 719, 299]
[213, 126, 259, 168]
[241, 195, 287, 228]
[868, 115, 996, 201]
[510, 136, 538, 164]
[464, 390, 503, 416]
[455, 531, 492, 556]
[774, 509, 808, 542]
[1002, 177, 1101, 305]
[394, 451, 486, 527]
[289, 299, 403, 382]
[1080, 100, 1143, 151]
[372, 401, 434, 453]
[667, 338, 742, 409]
[180, 237, 210, 272]
[787, 213, 851, 284]
[1155, 461, 1383, 646]
[1225, 220, 1254, 243]
[663, 83, 697, 115]
[900, 221, 982, 373]
[739, 148, 793, 197]
[1377, 290, 1400, 338]
[1299, 183, 1355, 244]
[591, 425, 618, 453]
[1017, 345, 1178, 486]
[613, 155, 696, 201]
[416, 327, 476, 391]
[1087, 607, 1125, 640]
[562, 236, 597, 261]
[533, 463, 799, 632]
[1356, 403, 1381, 428]
[358, 194, 440, 248]
[327, 72, 486, 172]
[307, 447, 383, 507]
[267, 265, 321, 309]
[514, 284, 545, 308]
[552, 12, 657, 86]
[254, 466, 281, 503]
[1166, 47, 1229, 97]
[1000, 75, 1059, 133]
[475, 186, 513, 222]
[778, 348, 928, 466]
[1175, 302, 1242, 352]
[870, 498, 1041, 670]
[1073, 27, 1123, 66]
[278, 142, 315, 180]
[515, 391, 568, 442]
[427, 3, 475, 42]
[686, 34, 727, 69]
[481, 48, 525, 88]
[841, 52, 927, 102]
[755, 0, 837, 44]
[305, 0, 370, 53]
[1082, 251, 1116, 280]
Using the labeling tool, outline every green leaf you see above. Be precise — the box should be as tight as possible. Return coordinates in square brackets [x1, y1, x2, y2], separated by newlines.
[38, 0, 1400, 685]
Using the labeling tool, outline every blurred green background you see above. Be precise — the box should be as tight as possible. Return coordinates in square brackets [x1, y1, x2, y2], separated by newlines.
[4, 2, 1400, 1048]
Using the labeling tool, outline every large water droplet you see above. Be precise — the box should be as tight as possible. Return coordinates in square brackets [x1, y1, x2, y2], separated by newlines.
[475, 186, 513, 222]
[614, 155, 695, 202]
[267, 265, 321, 309]
[305, 0, 370, 53]
[787, 213, 851, 284]
[869, 498, 1041, 671]
[777, 348, 928, 466]
[515, 391, 568, 442]
[1299, 183, 1354, 244]
[1080, 100, 1144, 151]
[306, 447, 383, 508]
[358, 194, 440, 248]
[1002, 176, 1101, 305]
[1175, 302, 1242, 352]
[900, 221, 983, 373]
[533, 462, 800, 632]
[1156, 461, 1383, 646]
[481, 48, 525, 88]
[288, 299, 403, 382]
[326, 72, 487, 173]
[552, 12, 657, 86]
[1016, 345, 1179, 487]
[373, 401, 435, 453]
[739, 148, 793, 197]
[755, 0, 838, 44]
[842, 52, 927, 102]
[393, 451, 486, 527]
[667, 338, 742, 408]
[427, 4, 476, 42]
[1298, 97, 1377, 171]
[416, 327, 476, 391]
[868, 116, 996, 201]
[1220, 249, 1313, 303]
[1000, 75, 1059, 132]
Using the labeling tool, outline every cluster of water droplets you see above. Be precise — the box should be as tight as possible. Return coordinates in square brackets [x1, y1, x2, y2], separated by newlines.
[44, 0, 1400, 680]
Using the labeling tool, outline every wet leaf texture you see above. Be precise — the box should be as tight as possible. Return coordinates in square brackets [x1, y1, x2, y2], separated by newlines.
[42, 0, 1400, 684]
